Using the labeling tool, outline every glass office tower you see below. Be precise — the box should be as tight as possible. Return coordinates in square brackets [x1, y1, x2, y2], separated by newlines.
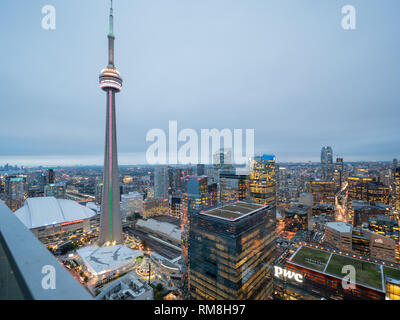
[154, 166, 169, 199]
[394, 168, 400, 211]
[321, 146, 333, 180]
[187, 201, 277, 300]
[310, 180, 335, 204]
[333, 157, 344, 190]
[220, 172, 249, 204]
[185, 175, 209, 211]
[249, 155, 276, 206]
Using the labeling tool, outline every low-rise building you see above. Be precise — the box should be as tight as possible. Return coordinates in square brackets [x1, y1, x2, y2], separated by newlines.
[282, 204, 311, 233]
[44, 183, 66, 199]
[142, 198, 169, 219]
[325, 221, 397, 262]
[325, 222, 353, 251]
[308, 214, 333, 232]
[136, 218, 181, 247]
[362, 215, 400, 261]
[312, 203, 335, 217]
[96, 273, 153, 300]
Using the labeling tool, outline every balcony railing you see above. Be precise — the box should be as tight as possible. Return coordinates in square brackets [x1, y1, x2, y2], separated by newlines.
[0, 201, 92, 300]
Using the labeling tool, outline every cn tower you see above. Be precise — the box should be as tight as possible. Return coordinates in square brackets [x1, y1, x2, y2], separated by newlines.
[98, 0, 123, 245]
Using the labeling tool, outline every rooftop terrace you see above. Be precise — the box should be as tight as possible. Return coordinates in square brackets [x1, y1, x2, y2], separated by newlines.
[288, 246, 400, 292]
[200, 201, 266, 221]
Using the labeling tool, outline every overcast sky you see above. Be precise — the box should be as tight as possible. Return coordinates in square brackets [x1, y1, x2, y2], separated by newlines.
[1, 0, 399, 166]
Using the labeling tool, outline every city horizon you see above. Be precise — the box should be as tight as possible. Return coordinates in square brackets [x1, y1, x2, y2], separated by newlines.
[0, 152, 398, 168]
[2, 1, 400, 164]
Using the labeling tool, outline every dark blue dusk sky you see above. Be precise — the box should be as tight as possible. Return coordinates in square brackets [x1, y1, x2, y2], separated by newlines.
[0, 0, 399, 166]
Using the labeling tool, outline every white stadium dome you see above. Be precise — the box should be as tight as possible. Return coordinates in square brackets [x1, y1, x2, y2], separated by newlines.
[15, 197, 97, 229]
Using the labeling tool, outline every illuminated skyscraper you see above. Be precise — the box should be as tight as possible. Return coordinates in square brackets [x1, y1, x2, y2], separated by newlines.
[394, 167, 400, 211]
[5, 176, 26, 212]
[96, 183, 103, 204]
[220, 170, 249, 204]
[98, 0, 123, 245]
[393, 159, 398, 182]
[185, 175, 209, 211]
[321, 146, 333, 180]
[48, 169, 55, 184]
[249, 155, 276, 206]
[154, 166, 169, 199]
[187, 202, 277, 299]
[310, 180, 335, 205]
[212, 148, 234, 185]
[347, 176, 390, 218]
[333, 157, 344, 190]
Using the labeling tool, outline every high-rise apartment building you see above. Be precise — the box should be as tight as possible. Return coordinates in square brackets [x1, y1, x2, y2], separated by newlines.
[321, 146, 333, 180]
[185, 175, 209, 211]
[212, 149, 234, 185]
[187, 201, 277, 300]
[249, 155, 276, 206]
[154, 166, 169, 199]
[392, 159, 398, 183]
[220, 170, 249, 204]
[169, 195, 182, 218]
[5, 176, 26, 212]
[207, 183, 219, 208]
[0, 177, 5, 196]
[48, 169, 55, 184]
[38, 173, 48, 193]
[96, 183, 103, 204]
[394, 167, 400, 211]
[333, 157, 344, 190]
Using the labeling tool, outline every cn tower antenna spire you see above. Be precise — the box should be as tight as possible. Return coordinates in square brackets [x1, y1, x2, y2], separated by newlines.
[109, 0, 114, 36]
[107, 0, 115, 67]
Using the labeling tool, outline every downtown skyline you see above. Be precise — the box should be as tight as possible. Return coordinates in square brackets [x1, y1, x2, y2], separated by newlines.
[1, 0, 400, 166]
[2, 0, 400, 306]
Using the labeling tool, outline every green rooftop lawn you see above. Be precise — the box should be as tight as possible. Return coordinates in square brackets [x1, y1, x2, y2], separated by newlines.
[383, 266, 400, 280]
[325, 255, 382, 290]
[291, 247, 331, 271]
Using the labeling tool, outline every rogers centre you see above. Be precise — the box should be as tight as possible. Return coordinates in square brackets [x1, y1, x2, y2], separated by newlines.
[14, 197, 99, 244]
